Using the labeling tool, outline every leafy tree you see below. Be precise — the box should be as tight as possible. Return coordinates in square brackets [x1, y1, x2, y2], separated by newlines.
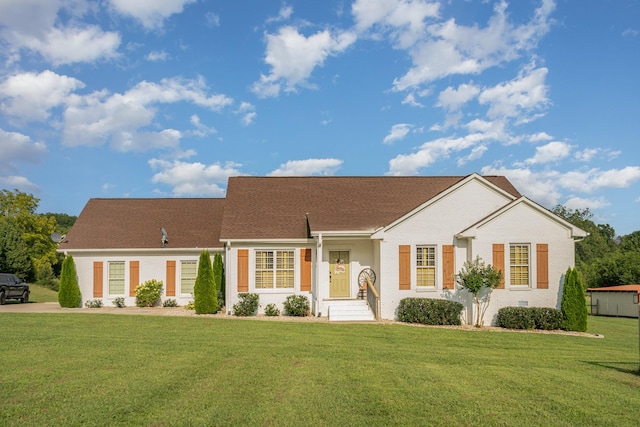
[619, 230, 640, 253]
[43, 212, 77, 234]
[561, 268, 587, 332]
[0, 218, 32, 278]
[455, 256, 503, 327]
[589, 251, 640, 288]
[58, 255, 81, 308]
[194, 250, 217, 314]
[0, 189, 57, 280]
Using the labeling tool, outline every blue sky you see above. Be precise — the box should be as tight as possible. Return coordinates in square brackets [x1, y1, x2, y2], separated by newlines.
[1, 0, 639, 235]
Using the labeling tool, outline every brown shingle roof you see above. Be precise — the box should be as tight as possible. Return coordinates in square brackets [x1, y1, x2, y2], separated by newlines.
[219, 175, 521, 240]
[59, 198, 225, 250]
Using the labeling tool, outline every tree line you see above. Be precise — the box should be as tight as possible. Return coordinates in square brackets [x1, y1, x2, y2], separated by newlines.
[552, 205, 640, 288]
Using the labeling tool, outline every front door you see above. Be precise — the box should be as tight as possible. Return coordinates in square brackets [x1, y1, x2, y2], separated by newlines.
[329, 251, 350, 298]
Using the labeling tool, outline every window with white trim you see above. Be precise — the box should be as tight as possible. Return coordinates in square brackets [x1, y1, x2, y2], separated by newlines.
[108, 261, 125, 295]
[416, 245, 436, 287]
[181, 260, 197, 295]
[510, 244, 530, 286]
[255, 250, 295, 289]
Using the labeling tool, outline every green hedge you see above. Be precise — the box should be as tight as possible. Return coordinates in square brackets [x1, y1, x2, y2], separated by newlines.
[397, 298, 463, 326]
[496, 306, 563, 330]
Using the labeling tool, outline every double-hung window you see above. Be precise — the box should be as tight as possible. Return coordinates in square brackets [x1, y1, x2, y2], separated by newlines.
[255, 250, 295, 289]
[181, 261, 197, 295]
[108, 261, 125, 295]
[510, 244, 530, 286]
[416, 245, 436, 287]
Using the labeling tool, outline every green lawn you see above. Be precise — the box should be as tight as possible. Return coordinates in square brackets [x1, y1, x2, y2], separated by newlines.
[1, 314, 638, 426]
[27, 284, 59, 303]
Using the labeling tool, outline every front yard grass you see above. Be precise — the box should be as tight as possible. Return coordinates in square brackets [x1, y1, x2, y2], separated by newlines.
[0, 313, 638, 426]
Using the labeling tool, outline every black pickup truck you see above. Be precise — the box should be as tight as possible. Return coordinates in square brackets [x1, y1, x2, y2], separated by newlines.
[0, 273, 30, 304]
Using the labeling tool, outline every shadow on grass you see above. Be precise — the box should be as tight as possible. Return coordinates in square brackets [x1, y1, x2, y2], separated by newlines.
[585, 361, 640, 376]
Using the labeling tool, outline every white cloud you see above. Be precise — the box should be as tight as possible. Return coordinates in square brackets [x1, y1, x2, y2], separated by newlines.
[62, 77, 233, 149]
[189, 115, 217, 137]
[0, 175, 39, 193]
[564, 196, 610, 211]
[383, 123, 412, 144]
[0, 70, 84, 122]
[388, 133, 489, 175]
[457, 144, 488, 166]
[481, 164, 640, 208]
[391, 1, 555, 91]
[0, 128, 47, 167]
[149, 159, 242, 196]
[252, 26, 356, 97]
[436, 83, 480, 111]
[478, 66, 549, 121]
[108, 0, 197, 29]
[205, 12, 220, 28]
[401, 92, 423, 107]
[0, 1, 120, 65]
[236, 102, 256, 126]
[268, 158, 343, 176]
[267, 5, 294, 23]
[529, 132, 553, 142]
[352, 0, 440, 48]
[622, 28, 639, 37]
[146, 50, 169, 61]
[525, 141, 572, 165]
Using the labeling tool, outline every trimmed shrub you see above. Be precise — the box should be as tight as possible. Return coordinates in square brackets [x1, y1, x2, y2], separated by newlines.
[531, 307, 564, 330]
[135, 279, 163, 307]
[213, 252, 224, 295]
[283, 295, 310, 317]
[112, 297, 126, 308]
[162, 298, 178, 307]
[233, 293, 259, 316]
[561, 267, 588, 332]
[264, 303, 280, 316]
[85, 299, 103, 308]
[58, 255, 81, 308]
[397, 298, 463, 326]
[184, 301, 195, 310]
[194, 250, 217, 314]
[497, 307, 563, 330]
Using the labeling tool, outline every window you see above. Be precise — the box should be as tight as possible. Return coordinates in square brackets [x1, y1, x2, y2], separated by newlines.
[510, 244, 530, 286]
[108, 261, 125, 295]
[181, 261, 197, 295]
[255, 250, 295, 289]
[416, 245, 436, 287]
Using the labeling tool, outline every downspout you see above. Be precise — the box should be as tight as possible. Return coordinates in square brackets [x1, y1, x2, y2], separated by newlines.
[315, 233, 323, 316]
[225, 241, 231, 315]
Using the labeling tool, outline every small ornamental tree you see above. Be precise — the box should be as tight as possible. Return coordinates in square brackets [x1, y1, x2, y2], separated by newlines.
[58, 255, 81, 308]
[194, 250, 217, 314]
[561, 267, 588, 332]
[456, 256, 503, 327]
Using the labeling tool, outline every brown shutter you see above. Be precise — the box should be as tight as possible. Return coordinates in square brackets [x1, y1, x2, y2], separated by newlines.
[399, 245, 411, 290]
[238, 249, 249, 292]
[536, 244, 549, 289]
[129, 261, 139, 297]
[442, 245, 455, 289]
[93, 261, 103, 298]
[493, 244, 505, 289]
[166, 260, 176, 296]
[300, 248, 312, 292]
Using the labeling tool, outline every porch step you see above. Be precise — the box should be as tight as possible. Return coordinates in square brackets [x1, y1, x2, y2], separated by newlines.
[328, 300, 375, 322]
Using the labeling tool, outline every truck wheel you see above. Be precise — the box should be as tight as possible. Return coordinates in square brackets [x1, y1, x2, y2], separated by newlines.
[0, 291, 5, 305]
[22, 290, 29, 304]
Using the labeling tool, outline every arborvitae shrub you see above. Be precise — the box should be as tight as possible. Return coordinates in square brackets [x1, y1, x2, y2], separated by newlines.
[233, 293, 259, 316]
[194, 250, 217, 314]
[397, 298, 464, 325]
[58, 255, 81, 308]
[561, 267, 588, 332]
[283, 295, 310, 316]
